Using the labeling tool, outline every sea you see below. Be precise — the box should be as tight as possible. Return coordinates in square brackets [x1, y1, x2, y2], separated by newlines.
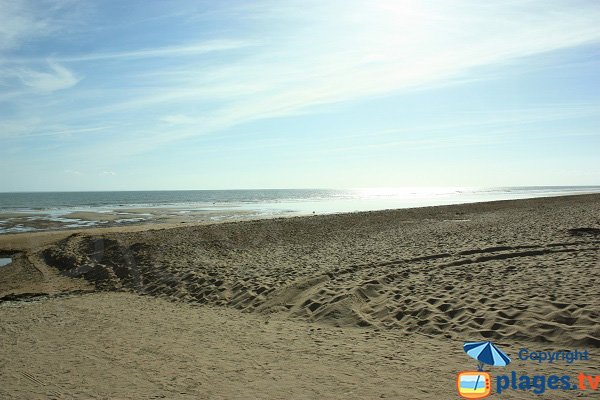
[0, 186, 599, 234]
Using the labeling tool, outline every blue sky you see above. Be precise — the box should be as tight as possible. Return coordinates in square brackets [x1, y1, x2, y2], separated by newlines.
[1, 0, 599, 191]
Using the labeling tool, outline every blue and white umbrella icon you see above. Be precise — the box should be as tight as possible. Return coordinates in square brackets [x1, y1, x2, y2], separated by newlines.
[464, 341, 511, 371]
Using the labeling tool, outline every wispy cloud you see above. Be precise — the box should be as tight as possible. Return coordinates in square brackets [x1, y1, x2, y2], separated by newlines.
[0, 0, 82, 51]
[159, 114, 198, 125]
[0, 1, 83, 94]
[320, 128, 600, 156]
[2, 0, 600, 160]
[52, 1, 600, 145]
[15, 62, 79, 91]
[0, 0, 53, 50]
[44, 40, 256, 63]
[0, 122, 110, 140]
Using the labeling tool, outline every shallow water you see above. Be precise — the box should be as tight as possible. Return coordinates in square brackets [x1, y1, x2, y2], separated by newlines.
[1, 187, 599, 213]
[0, 257, 12, 267]
[1, 187, 599, 234]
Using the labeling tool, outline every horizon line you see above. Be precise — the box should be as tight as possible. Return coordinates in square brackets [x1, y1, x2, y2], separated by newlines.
[2, 185, 600, 194]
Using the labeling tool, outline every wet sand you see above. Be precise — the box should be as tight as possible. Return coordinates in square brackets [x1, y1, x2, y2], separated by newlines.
[1, 194, 599, 399]
[0, 208, 262, 234]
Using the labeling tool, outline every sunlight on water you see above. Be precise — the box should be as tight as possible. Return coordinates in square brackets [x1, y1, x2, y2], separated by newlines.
[0, 187, 598, 234]
[351, 187, 467, 198]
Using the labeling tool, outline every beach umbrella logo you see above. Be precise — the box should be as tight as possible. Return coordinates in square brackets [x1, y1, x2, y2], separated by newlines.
[456, 341, 511, 399]
[463, 341, 511, 371]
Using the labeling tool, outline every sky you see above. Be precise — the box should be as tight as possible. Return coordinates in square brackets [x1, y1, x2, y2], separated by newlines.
[0, 0, 599, 191]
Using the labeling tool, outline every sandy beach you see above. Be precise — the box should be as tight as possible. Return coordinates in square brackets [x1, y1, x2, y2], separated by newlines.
[1, 194, 599, 399]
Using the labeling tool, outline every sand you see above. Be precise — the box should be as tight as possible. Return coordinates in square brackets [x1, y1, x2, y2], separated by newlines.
[1, 194, 599, 399]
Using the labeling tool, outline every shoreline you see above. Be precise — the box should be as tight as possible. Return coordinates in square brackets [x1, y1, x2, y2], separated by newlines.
[2, 189, 600, 236]
[0, 191, 598, 240]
